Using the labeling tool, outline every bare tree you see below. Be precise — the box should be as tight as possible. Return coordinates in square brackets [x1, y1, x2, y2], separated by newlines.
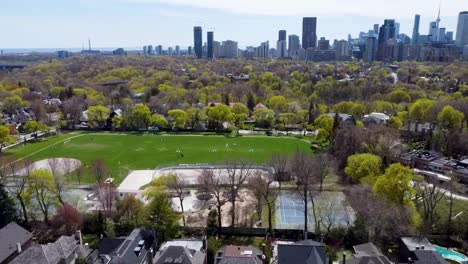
[316, 153, 333, 192]
[93, 183, 117, 217]
[198, 169, 225, 230]
[225, 160, 253, 227]
[91, 159, 108, 184]
[269, 154, 290, 191]
[62, 158, 74, 176]
[289, 151, 320, 238]
[247, 171, 278, 233]
[48, 158, 66, 205]
[165, 174, 189, 226]
[317, 198, 340, 236]
[413, 176, 446, 233]
[5, 157, 30, 223]
[346, 185, 414, 242]
[74, 160, 83, 184]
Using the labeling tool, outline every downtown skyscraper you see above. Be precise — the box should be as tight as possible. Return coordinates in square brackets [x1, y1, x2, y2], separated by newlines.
[456, 11, 468, 47]
[193, 26, 203, 59]
[207, 31, 214, 59]
[412, 14, 421, 44]
[302, 17, 317, 49]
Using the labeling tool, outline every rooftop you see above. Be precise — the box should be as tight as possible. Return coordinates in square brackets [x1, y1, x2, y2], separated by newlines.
[0, 222, 33, 263]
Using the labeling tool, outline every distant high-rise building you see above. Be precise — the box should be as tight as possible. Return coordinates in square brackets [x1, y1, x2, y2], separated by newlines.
[288, 34, 300, 57]
[335, 40, 350, 60]
[446, 31, 454, 42]
[193, 26, 203, 59]
[220, 40, 238, 58]
[412, 14, 421, 44]
[175, 45, 180, 56]
[278, 30, 287, 41]
[395, 22, 400, 36]
[57, 50, 69, 59]
[377, 19, 396, 60]
[373, 24, 379, 35]
[364, 36, 377, 62]
[143, 46, 148, 55]
[429, 21, 438, 41]
[207, 31, 214, 59]
[157, 45, 163, 55]
[257, 41, 269, 58]
[213, 41, 221, 58]
[168, 47, 173, 55]
[276, 40, 287, 58]
[148, 45, 153, 55]
[438, 28, 446, 42]
[318, 37, 329, 50]
[302, 17, 317, 49]
[456, 11, 468, 47]
[188, 46, 192, 55]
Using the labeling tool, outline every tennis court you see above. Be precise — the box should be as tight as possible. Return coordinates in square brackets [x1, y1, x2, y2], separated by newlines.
[275, 191, 355, 231]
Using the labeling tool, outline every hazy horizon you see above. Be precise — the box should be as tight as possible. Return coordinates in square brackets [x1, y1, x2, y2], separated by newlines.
[1, 0, 466, 49]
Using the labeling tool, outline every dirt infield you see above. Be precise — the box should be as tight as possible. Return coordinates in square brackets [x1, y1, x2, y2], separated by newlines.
[17, 158, 82, 176]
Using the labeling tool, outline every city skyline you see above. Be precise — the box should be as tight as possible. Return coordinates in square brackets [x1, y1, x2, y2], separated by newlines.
[0, 0, 465, 49]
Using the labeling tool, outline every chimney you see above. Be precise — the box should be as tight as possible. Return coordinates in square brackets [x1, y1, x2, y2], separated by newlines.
[76, 230, 83, 245]
[16, 243, 22, 254]
[342, 252, 346, 264]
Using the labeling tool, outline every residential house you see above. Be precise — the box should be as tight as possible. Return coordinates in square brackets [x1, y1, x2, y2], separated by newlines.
[340, 242, 393, 264]
[363, 112, 390, 125]
[399, 237, 448, 264]
[153, 239, 207, 264]
[9, 235, 80, 264]
[215, 245, 264, 264]
[90, 228, 155, 264]
[0, 222, 33, 263]
[272, 240, 327, 264]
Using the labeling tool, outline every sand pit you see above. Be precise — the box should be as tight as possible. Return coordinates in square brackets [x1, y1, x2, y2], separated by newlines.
[16, 158, 82, 176]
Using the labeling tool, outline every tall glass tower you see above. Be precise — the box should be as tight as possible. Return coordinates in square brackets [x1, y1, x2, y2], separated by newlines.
[193, 26, 203, 59]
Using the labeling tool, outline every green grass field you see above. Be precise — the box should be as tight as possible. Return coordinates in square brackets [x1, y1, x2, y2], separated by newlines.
[5, 132, 311, 184]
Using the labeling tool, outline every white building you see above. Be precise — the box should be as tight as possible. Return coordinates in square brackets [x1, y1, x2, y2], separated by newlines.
[220, 40, 238, 58]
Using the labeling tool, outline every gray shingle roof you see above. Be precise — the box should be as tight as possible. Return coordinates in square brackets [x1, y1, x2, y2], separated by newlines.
[9, 235, 78, 264]
[0, 222, 33, 263]
[277, 240, 327, 264]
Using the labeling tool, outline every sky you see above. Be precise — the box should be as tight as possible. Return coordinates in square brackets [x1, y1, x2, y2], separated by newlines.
[0, 0, 467, 50]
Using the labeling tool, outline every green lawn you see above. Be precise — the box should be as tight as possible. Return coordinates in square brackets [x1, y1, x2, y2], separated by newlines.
[5, 132, 311, 184]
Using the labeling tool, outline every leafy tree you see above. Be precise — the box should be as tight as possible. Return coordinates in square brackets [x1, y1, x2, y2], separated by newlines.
[268, 96, 288, 113]
[111, 115, 123, 130]
[388, 116, 403, 130]
[314, 114, 334, 139]
[2, 95, 27, 114]
[0, 184, 18, 228]
[409, 99, 436, 128]
[206, 104, 231, 130]
[278, 113, 297, 133]
[373, 163, 416, 206]
[246, 92, 256, 112]
[168, 109, 186, 130]
[185, 108, 206, 130]
[150, 114, 168, 129]
[437, 105, 464, 130]
[23, 121, 50, 140]
[0, 125, 15, 152]
[145, 177, 180, 242]
[230, 103, 248, 133]
[132, 104, 151, 129]
[116, 195, 145, 227]
[87, 105, 110, 129]
[344, 153, 382, 184]
[253, 108, 275, 128]
[26, 169, 56, 224]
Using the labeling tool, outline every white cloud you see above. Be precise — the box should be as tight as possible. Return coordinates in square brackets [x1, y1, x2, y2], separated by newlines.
[124, 0, 465, 18]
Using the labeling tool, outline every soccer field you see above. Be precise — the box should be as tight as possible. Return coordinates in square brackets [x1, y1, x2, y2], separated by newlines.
[5, 132, 311, 184]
